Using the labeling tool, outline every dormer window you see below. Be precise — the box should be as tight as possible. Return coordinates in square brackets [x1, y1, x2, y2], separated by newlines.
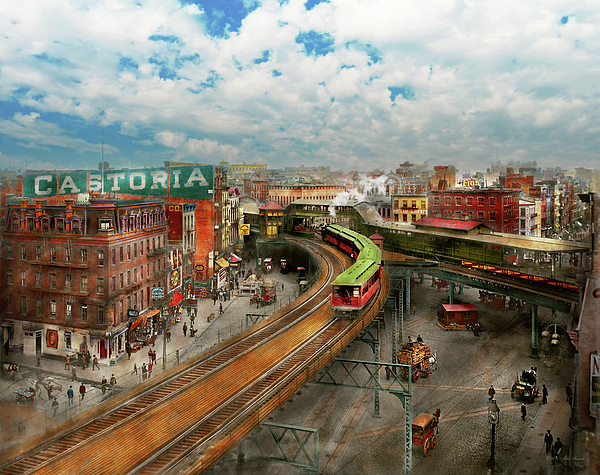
[99, 219, 113, 231]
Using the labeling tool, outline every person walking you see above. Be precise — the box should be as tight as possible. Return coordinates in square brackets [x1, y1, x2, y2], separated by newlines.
[142, 363, 148, 381]
[86, 350, 92, 369]
[554, 437, 563, 456]
[385, 366, 391, 380]
[489, 385, 495, 400]
[52, 398, 59, 417]
[167, 329, 171, 342]
[542, 384, 548, 404]
[81, 353, 86, 369]
[152, 351, 156, 365]
[71, 367, 77, 381]
[132, 363, 138, 375]
[65, 355, 70, 370]
[110, 374, 117, 388]
[151, 333, 156, 347]
[148, 348, 153, 364]
[190, 313, 195, 326]
[521, 402, 527, 420]
[126, 344, 131, 360]
[544, 430, 554, 453]
[183, 322, 188, 337]
[148, 363, 153, 378]
[67, 386, 74, 405]
[79, 383, 86, 401]
[101, 376, 107, 394]
[219, 303, 223, 314]
[92, 355, 100, 371]
[566, 383, 573, 404]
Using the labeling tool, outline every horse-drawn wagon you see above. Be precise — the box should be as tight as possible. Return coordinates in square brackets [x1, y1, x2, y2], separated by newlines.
[412, 412, 439, 456]
[397, 341, 435, 382]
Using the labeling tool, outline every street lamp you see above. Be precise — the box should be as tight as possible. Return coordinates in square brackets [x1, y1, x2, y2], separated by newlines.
[488, 398, 500, 474]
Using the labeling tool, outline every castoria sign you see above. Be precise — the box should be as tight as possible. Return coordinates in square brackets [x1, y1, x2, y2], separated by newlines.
[23, 165, 214, 200]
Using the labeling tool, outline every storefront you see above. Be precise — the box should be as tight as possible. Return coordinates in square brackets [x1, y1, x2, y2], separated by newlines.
[127, 309, 160, 353]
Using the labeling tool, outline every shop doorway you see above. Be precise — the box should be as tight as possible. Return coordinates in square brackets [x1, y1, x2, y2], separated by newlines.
[99, 340, 107, 359]
[35, 331, 42, 356]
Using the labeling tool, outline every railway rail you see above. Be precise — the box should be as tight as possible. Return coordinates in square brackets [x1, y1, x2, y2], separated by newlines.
[0, 237, 388, 475]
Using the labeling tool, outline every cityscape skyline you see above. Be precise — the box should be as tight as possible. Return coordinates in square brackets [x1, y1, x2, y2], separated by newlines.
[1, 0, 599, 173]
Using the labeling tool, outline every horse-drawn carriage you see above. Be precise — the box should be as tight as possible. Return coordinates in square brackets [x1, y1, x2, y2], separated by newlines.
[251, 280, 277, 307]
[397, 341, 436, 382]
[412, 412, 439, 456]
[511, 368, 539, 402]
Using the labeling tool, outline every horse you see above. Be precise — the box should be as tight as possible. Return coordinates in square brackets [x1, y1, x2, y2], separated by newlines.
[428, 351, 438, 372]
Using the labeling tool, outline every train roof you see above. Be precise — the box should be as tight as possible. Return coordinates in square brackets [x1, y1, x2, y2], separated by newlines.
[332, 258, 379, 286]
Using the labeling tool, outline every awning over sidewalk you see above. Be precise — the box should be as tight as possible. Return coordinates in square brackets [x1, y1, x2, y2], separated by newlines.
[215, 257, 229, 268]
[230, 253, 242, 263]
[169, 291, 184, 307]
[129, 309, 160, 331]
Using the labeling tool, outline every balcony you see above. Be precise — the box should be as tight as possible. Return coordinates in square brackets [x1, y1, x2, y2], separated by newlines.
[147, 246, 168, 256]
[28, 259, 88, 269]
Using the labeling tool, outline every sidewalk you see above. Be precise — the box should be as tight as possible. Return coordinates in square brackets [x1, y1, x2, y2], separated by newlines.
[506, 395, 579, 475]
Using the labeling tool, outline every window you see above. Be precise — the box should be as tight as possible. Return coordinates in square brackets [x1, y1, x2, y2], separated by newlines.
[6, 244, 12, 259]
[65, 332, 71, 348]
[140, 241, 144, 256]
[127, 296, 131, 311]
[65, 275, 72, 292]
[21, 296, 27, 315]
[141, 266, 144, 280]
[134, 243, 137, 258]
[433, 196, 440, 205]
[111, 249, 116, 265]
[490, 212, 496, 221]
[127, 245, 131, 260]
[412, 200, 417, 208]
[97, 277, 104, 294]
[81, 249, 88, 263]
[477, 211, 484, 220]
[402, 200, 408, 208]
[403, 214, 408, 222]
[7, 295, 12, 313]
[81, 276, 88, 292]
[50, 300, 56, 318]
[147, 239, 150, 253]
[20, 245, 26, 260]
[127, 270, 131, 286]
[35, 246, 41, 261]
[99, 219, 112, 231]
[98, 307, 105, 324]
[412, 214, 417, 222]
[147, 263, 150, 278]
[444, 197, 451, 205]
[56, 219, 64, 232]
[490, 197, 496, 206]
[467, 197, 473, 206]
[21, 271, 27, 286]
[119, 300, 124, 320]
[66, 247, 72, 263]
[7, 269, 12, 286]
[111, 276, 116, 292]
[98, 250, 104, 266]
[36, 298, 42, 316]
[477, 197, 484, 206]
[49, 247, 56, 262]
[120, 274, 124, 289]
[455, 197, 462, 206]
[50, 273, 56, 290]
[81, 304, 88, 321]
[66, 302, 72, 321]
[120, 247, 124, 262]
[134, 268, 137, 283]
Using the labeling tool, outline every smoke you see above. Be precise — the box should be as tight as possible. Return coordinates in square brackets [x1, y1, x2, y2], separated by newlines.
[328, 173, 389, 218]
[359, 174, 388, 196]
[329, 191, 361, 218]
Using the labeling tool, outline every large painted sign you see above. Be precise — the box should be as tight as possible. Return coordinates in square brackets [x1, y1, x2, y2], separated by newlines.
[23, 166, 213, 200]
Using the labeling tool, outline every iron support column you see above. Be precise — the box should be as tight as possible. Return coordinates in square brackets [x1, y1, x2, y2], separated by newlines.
[449, 282, 454, 304]
[531, 304, 539, 358]
[392, 310, 397, 371]
[374, 319, 380, 418]
[405, 276, 411, 314]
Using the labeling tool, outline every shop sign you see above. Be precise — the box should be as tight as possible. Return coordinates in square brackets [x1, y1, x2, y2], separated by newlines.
[128, 309, 139, 318]
[240, 224, 250, 235]
[151, 288, 165, 299]
[591, 353, 600, 415]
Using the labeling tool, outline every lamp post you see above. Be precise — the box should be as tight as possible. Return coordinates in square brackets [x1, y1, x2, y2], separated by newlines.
[488, 398, 500, 474]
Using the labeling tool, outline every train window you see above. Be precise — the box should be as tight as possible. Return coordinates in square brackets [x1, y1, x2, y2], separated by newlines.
[333, 287, 339, 297]
[353, 288, 360, 298]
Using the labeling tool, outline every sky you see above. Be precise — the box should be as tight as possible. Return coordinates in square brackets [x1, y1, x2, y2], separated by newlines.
[1, 0, 599, 174]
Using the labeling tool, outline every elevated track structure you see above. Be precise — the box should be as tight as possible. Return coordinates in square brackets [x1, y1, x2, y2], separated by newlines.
[0, 238, 388, 475]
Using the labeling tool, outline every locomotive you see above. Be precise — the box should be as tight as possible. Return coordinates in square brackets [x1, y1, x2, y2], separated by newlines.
[322, 224, 382, 317]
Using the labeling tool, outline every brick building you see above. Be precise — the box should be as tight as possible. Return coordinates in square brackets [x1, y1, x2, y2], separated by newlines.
[268, 185, 346, 208]
[428, 188, 521, 233]
[1, 197, 169, 363]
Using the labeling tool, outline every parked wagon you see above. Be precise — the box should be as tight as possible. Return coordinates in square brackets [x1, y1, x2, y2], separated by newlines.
[397, 341, 432, 382]
[412, 413, 439, 456]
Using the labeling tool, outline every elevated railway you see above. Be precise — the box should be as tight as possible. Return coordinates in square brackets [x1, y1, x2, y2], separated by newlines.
[0, 237, 388, 475]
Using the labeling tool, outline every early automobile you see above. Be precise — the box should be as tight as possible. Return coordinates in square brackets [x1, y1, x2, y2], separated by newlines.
[511, 368, 539, 402]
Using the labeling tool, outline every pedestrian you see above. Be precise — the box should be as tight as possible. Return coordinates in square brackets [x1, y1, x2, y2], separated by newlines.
[554, 437, 563, 457]
[67, 386, 74, 405]
[79, 383, 86, 401]
[473, 323, 480, 336]
[65, 355, 70, 370]
[566, 383, 573, 404]
[72, 367, 77, 381]
[385, 366, 391, 380]
[110, 374, 117, 388]
[521, 402, 527, 420]
[18, 423, 25, 440]
[86, 350, 91, 369]
[544, 430, 554, 453]
[101, 376, 107, 393]
[190, 313, 195, 326]
[126, 344, 131, 360]
[148, 348, 153, 364]
[132, 363, 138, 375]
[152, 350, 156, 364]
[52, 398, 59, 417]
[81, 353, 86, 369]
[183, 322, 187, 337]
[148, 363, 153, 378]
[542, 384, 548, 404]
[151, 334, 156, 347]
[282, 283, 284, 291]
[489, 385, 495, 400]
[142, 363, 147, 381]
[92, 355, 100, 371]
[167, 329, 171, 342]
[219, 303, 223, 314]
[46, 384, 53, 400]
[417, 335, 423, 343]
[413, 305, 416, 315]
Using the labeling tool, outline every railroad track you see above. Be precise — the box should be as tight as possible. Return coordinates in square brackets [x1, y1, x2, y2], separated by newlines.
[0, 238, 350, 475]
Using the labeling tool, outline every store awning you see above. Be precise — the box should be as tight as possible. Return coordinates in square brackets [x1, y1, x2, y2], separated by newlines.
[130, 309, 160, 331]
[230, 253, 242, 263]
[169, 291, 185, 307]
[216, 257, 229, 268]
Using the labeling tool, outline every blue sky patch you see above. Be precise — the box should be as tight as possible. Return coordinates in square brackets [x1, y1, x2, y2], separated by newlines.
[200, 70, 222, 89]
[149, 55, 178, 80]
[272, 70, 282, 77]
[560, 15, 569, 24]
[175, 54, 201, 69]
[148, 35, 183, 45]
[296, 31, 334, 57]
[305, 0, 329, 11]
[254, 50, 270, 64]
[119, 56, 139, 71]
[33, 53, 74, 68]
[345, 42, 382, 65]
[182, 0, 260, 38]
[389, 85, 415, 102]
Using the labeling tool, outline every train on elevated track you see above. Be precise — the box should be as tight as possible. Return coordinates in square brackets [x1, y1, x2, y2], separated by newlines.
[322, 224, 382, 317]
